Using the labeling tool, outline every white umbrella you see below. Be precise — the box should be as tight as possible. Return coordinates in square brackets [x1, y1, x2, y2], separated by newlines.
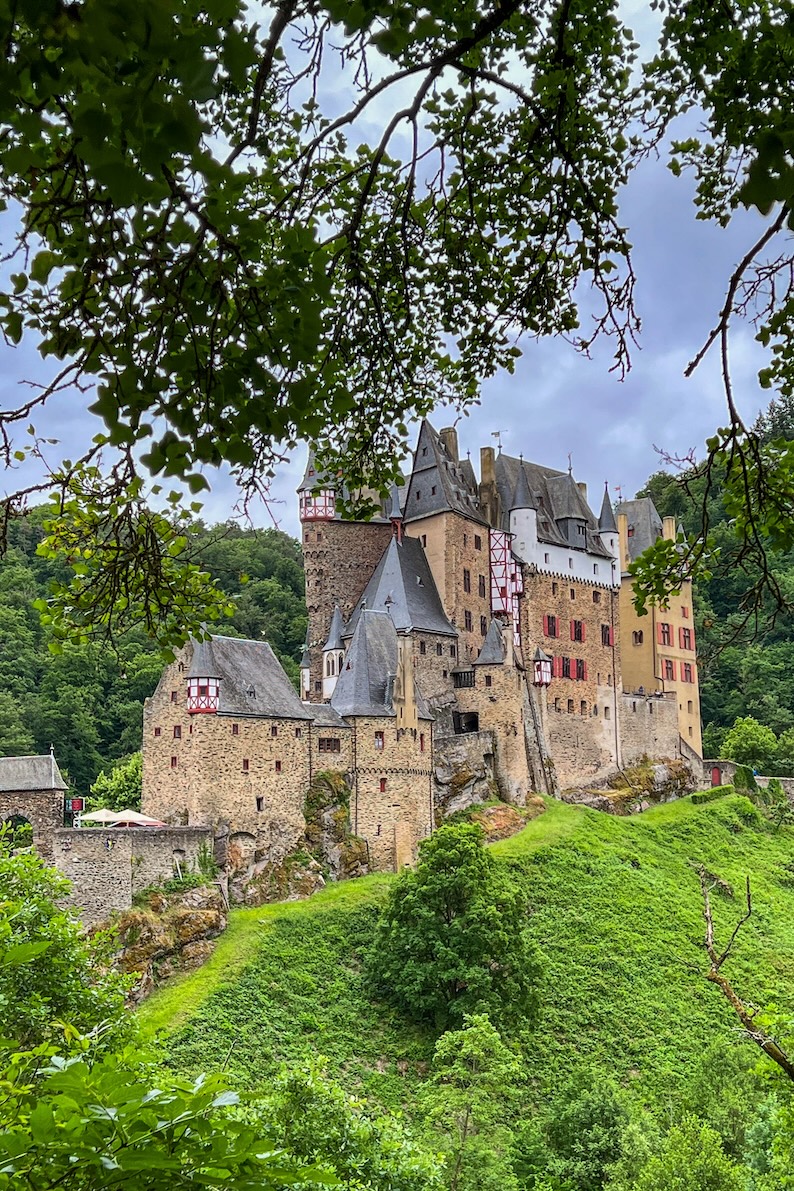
[79, 808, 123, 823]
[110, 809, 167, 827]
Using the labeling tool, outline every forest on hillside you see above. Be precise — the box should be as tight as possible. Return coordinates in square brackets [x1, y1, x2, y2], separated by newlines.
[4, 392, 794, 792]
[0, 508, 307, 795]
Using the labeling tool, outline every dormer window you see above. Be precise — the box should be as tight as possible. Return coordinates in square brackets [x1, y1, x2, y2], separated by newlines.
[187, 677, 220, 714]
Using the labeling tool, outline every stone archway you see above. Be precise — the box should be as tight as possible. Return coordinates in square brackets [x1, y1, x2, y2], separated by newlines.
[1, 814, 33, 850]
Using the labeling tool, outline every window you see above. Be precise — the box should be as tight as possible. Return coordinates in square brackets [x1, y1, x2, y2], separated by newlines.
[632, 630, 644, 645]
[478, 574, 487, 598]
[415, 490, 421, 500]
[474, 535, 482, 550]
[436, 643, 443, 656]
[421, 534, 427, 546]
[375, 731, 384, 750]
[379, 778, 387, 793]
[480, 616, 488, 636]
[154, 727, 161, 737]
[420, 640, 426, 655]
[683, 663, 694, 684]
[663, 659, 676, 681]
[593, 590, 601, 604]
[316, 531, 322, 542]
[232, 723, 239, 736]
[431, 485, 437, 495]
[544, 614, 559, 638]
[604, 705, 611, 720]
[256, 796, 264, 812]
[295, 727, 302, 738]
[562, 656, 571, 679]
[681, 627, 693, 650]
[567, 699, 574, 713]
[552, 581, 558, 595]
[570, 587, 576, 599]
[569, 558, 574, 569]
[544, 552, 550, 563]
[420, 733, 425, 752]
[170, 690, 178, 702]
[450, 644, 457, 657]
[593, 564, 599, 575]
[318, 738, 341, 753]
[464, 610, 473, 631]
[688, 699, 693, 713]
[271, 725, 278, 737]
[576, 658, 586, 681]
[485, 674, 493, 688]
[315, 681, 321, 692]
[689, 726, 693, 737]
[243, 758, 250, 771]
[463, 569, 471, 593]
[681, 606, 689, 619]
[463, 533, 467, 546]
[580, 701, 588, 716]
[453, 670, 475, 689]
[660, 622, 672, 646]
[571, 619, 584, 643]
[628, 525, 635, 537]
[601, 624, 614, 647]
[171, 756, 178, 768]
[275, 760, 282, 773]
[173, 725, 181, 739]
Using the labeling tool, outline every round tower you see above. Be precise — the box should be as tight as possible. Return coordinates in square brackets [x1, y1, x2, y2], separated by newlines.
[508, 459, 538, 564]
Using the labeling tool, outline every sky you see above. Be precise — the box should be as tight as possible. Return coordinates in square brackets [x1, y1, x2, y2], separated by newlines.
[0, 3, 774, 540]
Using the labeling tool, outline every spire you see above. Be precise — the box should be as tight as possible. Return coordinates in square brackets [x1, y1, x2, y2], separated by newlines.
[297, 447, 320, 493]
[323, 605, 345, 652]
[511, 462, 535, 511]
[598, 482, 617, 533]
[388, 483, 403, 541]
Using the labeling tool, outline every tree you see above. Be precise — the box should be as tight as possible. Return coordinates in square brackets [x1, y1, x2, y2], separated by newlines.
[630, 1117, 744, 1191]
[368, 822, 541, 1030]
[2, 2, 794, 641]
[0, 846, 129, 1046]
[421, 1014, 523, 1191]
[721, 717, 778, 774]
[88, 752, 142, 812]
[538, 1073, 628, 1191]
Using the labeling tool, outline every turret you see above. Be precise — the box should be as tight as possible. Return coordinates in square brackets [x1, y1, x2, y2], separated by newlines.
[388, 483, 403, 543]
[508, 460, 538, 563]
[598, 483, 619, 562]
[322, 605, 346, 700]
[186, 641, 220, 713]
[297, 448, 335, 521]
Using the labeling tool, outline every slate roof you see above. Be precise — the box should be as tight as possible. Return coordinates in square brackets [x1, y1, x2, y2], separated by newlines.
[0, 754, 67, 792]
[615, 498, 663, 563]
[494, 453, 613, 559]
[187, 637, 313, 720]
[403, 420, 488, 525]
[473, 619, 507, 665]
[331, 610, 433, 720]
[324, 606, 345, 651]
[599, 484, 618, 533]
[304, 703, 350, 729]
[344, 535, 457, 639]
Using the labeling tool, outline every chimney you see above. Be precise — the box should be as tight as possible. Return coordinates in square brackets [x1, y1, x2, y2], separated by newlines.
[480, 446, 495, 485]
[439, 426, 459, 463]
[662, 516, 676, 542]
[577, 481, 588, 502]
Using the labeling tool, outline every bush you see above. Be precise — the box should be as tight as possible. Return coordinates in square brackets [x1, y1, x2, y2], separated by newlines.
[692, 786, 734, 805]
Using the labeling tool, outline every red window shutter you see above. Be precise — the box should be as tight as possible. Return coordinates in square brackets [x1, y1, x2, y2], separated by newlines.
[543, 614, 549, 635]
[570, 620, 575, 641]
[555, 656, 562, 678]
[670, 660, 677, 680]
[609, 627, 614, 647]
[678, 626, 684, 648]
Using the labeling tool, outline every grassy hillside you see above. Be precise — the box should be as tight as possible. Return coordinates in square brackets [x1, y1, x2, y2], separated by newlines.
[140, 794, 794, 1114]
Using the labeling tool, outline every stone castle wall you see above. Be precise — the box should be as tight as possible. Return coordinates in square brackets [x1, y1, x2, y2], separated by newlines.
[302, 520, 393, 698]
[0, 788, 64, 860]
[52, 826, 211, 926]
[349, 716, 434, 871]
[406, 515, 492, 665]
[619, 692, 680, 767]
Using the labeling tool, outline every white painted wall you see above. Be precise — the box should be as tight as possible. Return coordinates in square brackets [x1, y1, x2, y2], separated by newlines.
[509, 508, 619, 588]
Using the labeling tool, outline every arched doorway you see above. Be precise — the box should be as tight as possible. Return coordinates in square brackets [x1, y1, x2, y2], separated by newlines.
[1, 814, 33, 851]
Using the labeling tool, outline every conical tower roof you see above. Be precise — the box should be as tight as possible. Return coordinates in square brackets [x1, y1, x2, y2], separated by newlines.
[511, 462, 536, 511]
[473, 619, 507, 665]
[323, 605, 345, 651]
[388, 483, 403, 520]
[598, 483, 617, 533]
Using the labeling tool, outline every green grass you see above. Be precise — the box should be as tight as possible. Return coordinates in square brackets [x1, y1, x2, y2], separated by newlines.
[141, 793, 794, 1115]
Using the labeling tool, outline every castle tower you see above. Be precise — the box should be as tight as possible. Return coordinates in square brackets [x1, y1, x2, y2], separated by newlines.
[298, 448, 393, 702]
[508, 459, 538, 564]
[322, 605, 346, 700]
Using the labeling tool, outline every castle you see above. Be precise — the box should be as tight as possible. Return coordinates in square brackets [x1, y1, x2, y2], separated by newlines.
[140, 420, 702, 875]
